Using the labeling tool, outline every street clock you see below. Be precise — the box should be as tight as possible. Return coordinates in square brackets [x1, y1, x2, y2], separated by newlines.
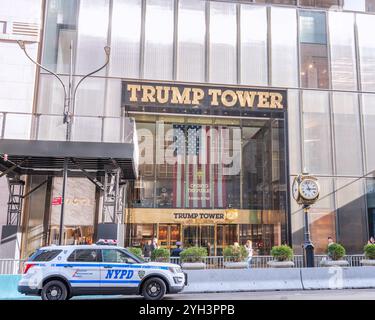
[292, 173, 320, 206]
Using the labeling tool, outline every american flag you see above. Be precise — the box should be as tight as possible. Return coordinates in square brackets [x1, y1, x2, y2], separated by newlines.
[172, 124, 226, 208]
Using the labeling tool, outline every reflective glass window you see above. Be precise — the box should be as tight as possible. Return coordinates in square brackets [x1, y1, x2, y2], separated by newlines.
[332, 93, 363, 176]
[357, 14, 375, 92]
[240, 5, 268, 86]
[144, 0, 174, 80]
[362, 94, 375, 174]
[177, 0, 206, 82]
[271, 7, 298, 87]
[329, 12, 357, 90]
[300, 11, 329, 89]
[209, 1, 237, 84]
[75, 0, 110, 76]
[109, 0, 142, 78]
[302, 90, 332, 175]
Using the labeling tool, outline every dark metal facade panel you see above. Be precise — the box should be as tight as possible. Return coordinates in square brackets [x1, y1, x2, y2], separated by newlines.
[0, 139, 137, 179]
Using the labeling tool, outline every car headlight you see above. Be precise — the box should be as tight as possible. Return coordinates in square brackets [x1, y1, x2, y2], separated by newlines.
[169, 266, 182, 274]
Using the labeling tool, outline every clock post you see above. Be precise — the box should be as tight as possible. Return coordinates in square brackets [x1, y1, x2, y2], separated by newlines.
[292, 172, 320, 268]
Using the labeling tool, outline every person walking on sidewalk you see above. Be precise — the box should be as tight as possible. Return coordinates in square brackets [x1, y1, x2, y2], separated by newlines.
[245, 240, 253, 269]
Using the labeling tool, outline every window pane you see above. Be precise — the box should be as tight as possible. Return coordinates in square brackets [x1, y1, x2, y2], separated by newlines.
[177, 0, 206, 82]
[74, 77, 105, 116]
[343, 0, 366, 11]
[329, 12, 357, 90]
[287, 90, 301, 175]
[109, 0, 141, 78]
[38, 115, 66, 140]
[37, 74, 68, 115]
[362, 94, 375, 174]
[367, 0, 375, 12]
[75, 0, 110, 76]
[42, 0, 78, 73]
[4, 114, 31, 139]
[240, 5, 268, 86]
[357, 14, 375, 92]
[299, 0, 340, 9]
[71, 116, 102, 142]
[300, 11, 329, 89]
[332, 93, 362, 176]
[209, 1, 237, 84]
[271, 7, 298, 87]
[144, 0, 174, 80]
[336, 178, 367, 253]
[67, 249, 101, 262]
[302, 90, 332, 175]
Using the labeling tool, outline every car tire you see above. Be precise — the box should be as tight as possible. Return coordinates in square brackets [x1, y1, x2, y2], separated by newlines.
[41, 280, 68, 301]
[142, 277, 167, 300]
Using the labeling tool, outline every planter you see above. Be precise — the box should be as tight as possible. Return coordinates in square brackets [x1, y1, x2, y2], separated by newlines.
[224, 262, 248, 269]
[181, 262, 206, 270]
[319, 259, 349, 267]
[267, 261, 295, 268]
[361, 259, 375, 266]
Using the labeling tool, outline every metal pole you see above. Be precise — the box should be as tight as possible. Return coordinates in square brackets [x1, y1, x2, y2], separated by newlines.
[59, 157, 68, 245]
[303, 205, 315, 267]
[58, 41, 74, 245]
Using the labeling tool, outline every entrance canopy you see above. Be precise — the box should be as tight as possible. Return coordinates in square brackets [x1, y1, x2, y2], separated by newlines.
[0, 139, 137, 179]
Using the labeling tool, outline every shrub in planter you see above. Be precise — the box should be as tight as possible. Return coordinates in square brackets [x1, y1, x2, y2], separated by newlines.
[270, 245, 293, 262]
[364, 244, 375, 260]
[151, 248, 170, 262]
[126, 247, 142, 258]
[327, 243, 346, 261]
[223, 245, 248, 262]
[180, 246, 207, 263]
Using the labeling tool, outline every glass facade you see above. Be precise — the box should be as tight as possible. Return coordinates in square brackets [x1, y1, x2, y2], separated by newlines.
[3, 0, 375, 256]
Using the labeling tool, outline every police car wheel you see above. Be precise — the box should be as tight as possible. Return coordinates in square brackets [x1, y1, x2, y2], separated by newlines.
[142, 277, 166, 300]
[41, 280, 68, 301]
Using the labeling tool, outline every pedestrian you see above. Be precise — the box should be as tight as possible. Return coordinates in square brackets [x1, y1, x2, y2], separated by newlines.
[171, 241, 183, 257]
[151, 237, 159, 251]
[143, 239, 152, 258]
[245, 240, 253, 269]
[368, 236, 375, 245]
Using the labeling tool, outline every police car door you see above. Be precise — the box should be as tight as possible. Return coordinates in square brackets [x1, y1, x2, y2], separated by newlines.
[101, 249, 139, 293]
[65, 249, 102, 292]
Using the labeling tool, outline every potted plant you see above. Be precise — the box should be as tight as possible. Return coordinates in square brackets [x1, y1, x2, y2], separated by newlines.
[126, 247, 143, 259]
[223, 245, 248, 269]
[151, 248, 170, 262]
[180, 246, 207, 270]
[320, 243, 349, 267]
[267, 245, 294, 268]
[361, 244, 375, 266]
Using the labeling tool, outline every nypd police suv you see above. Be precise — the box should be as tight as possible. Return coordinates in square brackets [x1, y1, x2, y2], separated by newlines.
[18, 244, 186, 300]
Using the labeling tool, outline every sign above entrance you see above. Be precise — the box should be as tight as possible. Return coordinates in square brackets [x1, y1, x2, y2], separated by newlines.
[122, 81, 287, 111]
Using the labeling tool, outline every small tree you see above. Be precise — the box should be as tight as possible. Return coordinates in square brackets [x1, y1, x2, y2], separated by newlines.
[271, 245, 293, 262]
[327, 243, 346, 261]
[151, 248, 170, 262]
[223, 245, 248, 262]
[126, 247, 142, 258]
[364, 244, 375, 260]
[180, 246, 207, 263]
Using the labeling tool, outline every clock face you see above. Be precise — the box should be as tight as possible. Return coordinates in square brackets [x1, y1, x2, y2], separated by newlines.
[299, 179, 319, 200]
[292, 178, 299, 200]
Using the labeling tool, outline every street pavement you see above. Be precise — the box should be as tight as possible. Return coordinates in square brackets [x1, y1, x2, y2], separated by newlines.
[4, 289, 375, 300]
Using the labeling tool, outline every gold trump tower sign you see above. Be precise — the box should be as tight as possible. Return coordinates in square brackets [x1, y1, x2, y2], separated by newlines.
[122, 81, 287, 111]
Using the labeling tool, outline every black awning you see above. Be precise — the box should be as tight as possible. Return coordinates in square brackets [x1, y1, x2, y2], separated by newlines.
[0, 139, 137, 179]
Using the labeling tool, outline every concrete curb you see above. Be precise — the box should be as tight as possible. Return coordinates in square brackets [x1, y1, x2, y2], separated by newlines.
[182, 268, 303, 293]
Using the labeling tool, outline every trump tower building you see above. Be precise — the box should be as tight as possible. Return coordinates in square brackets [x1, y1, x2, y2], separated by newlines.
[1, 0, 375, 259]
